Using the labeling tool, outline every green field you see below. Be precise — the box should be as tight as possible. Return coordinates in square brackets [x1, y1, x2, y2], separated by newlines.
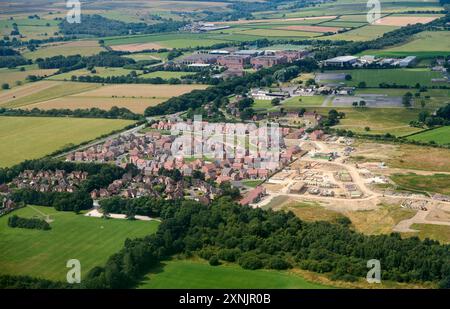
[23, 40, 105, 60]
[407, 126, 450, 145]
[284, 95, 326, 107]
[0, 206, 159, 281]
[361, 31, 450, 58]
[390, 173, 450, 195]
[318, 25, 398, 41]
[0, 116, 134, 167]
[139, 260, 330, 289]
[312, 107, 423, 136]
[331, 68, 447, 87]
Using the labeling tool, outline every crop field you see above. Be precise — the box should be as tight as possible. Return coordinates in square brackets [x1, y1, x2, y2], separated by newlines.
[375, 15, 439, 26]
[0, 116, 134, 167]
[0, 205, 159, 281]
[104, 33, 230, 49]
[330, 68, 447, 87]
[139, 71, 193, 79]
[0, 66, 57, 88]
[0, 82, 205, 113]
[406, 127, 450, 145]
[361, 31, 450, 58]
[73, 84, 207, 98]
[390, 173, 450, 195]
[0, 82, 101, 109]
[124, 52, 170, 61]
[139, 260, 329, 289]
[312, 107, 423, 136]
[23, 40, 105, 60]
[234, 28, 321, 38]
[254, 0, 443, 19]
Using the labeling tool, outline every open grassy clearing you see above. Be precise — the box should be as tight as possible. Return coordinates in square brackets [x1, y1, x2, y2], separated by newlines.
[23, 40, 105, 60]
[361, 31, 450, 58]
[311, 107, 423, 136]
[390, 173, 450, 195]
[283, 95, 326, 107]
[276, 201, 344, 223]
[350, 141, 450, 173]
[409, 224, 450, 244]
[0, 116, 134, 167]
[0, 205, 159, 281]
[0, 82, 101, 109]
[139, 259, 330, 289]
[344, 204, 417, 235]
[407, 126, 450, 145]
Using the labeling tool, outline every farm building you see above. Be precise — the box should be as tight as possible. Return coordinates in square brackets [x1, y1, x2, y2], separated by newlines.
[399, 56, 417, 68]
[324, 56, 358, 67]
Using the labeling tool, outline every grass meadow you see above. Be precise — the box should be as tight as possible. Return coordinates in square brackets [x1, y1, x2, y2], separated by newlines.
[0, 206, 159, 281]
[139, 259, 330, 289]
[407, 126, 450, 145]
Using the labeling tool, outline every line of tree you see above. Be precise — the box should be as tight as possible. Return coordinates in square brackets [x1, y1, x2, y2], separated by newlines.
[8, 215, 51, 230]
[35, 51, 135, 72]
[0, 106, 144, 121]
[59, 14, 187, 37]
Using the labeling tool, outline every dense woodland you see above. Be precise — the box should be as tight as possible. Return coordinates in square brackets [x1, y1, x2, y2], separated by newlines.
[59, 15, 186, 37]
[8, 215, 51, 230]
